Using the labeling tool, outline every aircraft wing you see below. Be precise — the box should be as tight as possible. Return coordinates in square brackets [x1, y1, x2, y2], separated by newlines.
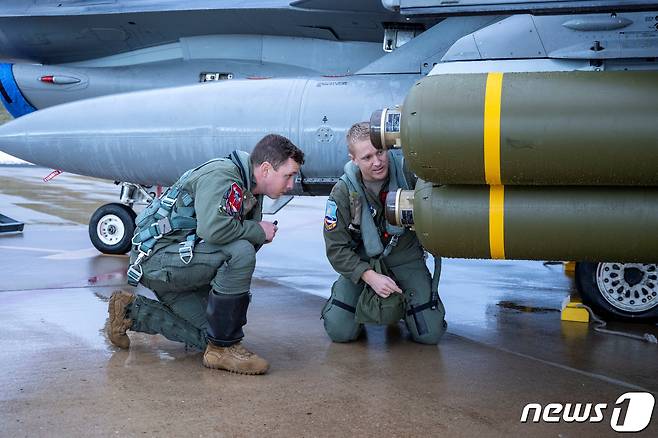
[385, 0, 658, 15]
[0, 0, 412, 64]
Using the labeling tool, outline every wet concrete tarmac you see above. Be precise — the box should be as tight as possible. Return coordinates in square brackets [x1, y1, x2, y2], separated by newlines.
[1, 166, 656, 437]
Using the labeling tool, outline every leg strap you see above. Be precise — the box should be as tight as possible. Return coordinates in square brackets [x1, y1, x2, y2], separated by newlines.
[331, 298, 356, 314]
[406, 299, 439, 316]
[406, 299, 441, 337]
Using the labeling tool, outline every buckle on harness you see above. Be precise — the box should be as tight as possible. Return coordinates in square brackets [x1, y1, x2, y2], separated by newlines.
[179, 242, 194, 264]
[126, 249, 151, 286]
[388, 234, 399, 248]
[127, 264, 143, 286]
[161, 195, 176, 208]
[348, 223, 361, 234]
[157, 217, 172, 235]
[134, 248, 152, 263]
[382, 234, 399, 257]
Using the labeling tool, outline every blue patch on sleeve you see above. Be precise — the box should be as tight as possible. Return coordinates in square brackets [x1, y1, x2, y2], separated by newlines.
[324, 199, 337, 231]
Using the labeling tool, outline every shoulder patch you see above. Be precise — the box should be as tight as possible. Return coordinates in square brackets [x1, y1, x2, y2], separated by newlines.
[223, 182, 243, 218]
[324, 199, 338, 231]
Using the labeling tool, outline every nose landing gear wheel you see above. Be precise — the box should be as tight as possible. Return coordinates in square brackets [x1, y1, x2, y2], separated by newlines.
[575, 262, 658, 321]
[89, 203, 136, 254]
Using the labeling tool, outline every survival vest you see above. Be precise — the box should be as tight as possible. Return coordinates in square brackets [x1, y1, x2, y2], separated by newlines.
[340, 150, 442, 326]
[339, 150, 409, 259]
[126, 151, 250, 286]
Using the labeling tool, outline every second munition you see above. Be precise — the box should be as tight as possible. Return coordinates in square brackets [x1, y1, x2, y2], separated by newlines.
[386, 183, 658, 263]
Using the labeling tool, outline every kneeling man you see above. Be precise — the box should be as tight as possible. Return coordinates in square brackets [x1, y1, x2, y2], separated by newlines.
[108, 134, 304, 374]
[322, 122, 446, 344]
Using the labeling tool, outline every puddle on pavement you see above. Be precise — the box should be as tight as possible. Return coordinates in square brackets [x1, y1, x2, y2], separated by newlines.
[88, 270, 127, 286]
[497, 300, 560, 313]
[0, 173, 113, 224]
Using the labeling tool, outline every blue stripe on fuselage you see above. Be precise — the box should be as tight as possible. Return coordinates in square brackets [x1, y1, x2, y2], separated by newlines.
[0, 63, 36, 118]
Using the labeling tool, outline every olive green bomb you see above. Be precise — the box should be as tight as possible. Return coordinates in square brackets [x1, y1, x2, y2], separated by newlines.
[409, 183, 658, 263]
[401, 71, 658, 187]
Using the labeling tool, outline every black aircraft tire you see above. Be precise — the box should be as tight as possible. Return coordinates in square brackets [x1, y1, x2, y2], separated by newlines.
[575, 262, 658, 322]
[89, 203, 136, 255]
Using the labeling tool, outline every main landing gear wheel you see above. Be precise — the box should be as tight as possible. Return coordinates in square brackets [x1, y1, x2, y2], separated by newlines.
[575, 262, 658, 321]
[89, 203, 136, 254]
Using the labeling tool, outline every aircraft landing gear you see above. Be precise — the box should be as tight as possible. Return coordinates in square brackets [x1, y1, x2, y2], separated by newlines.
[89, 203, 136, 254]
[89, 182, 153, 254]
[575, 262, 658, 322]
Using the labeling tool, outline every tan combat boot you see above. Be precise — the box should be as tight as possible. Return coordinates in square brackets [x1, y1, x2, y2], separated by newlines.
[107, 290, 135, 349]
[202, 342, 269, 375]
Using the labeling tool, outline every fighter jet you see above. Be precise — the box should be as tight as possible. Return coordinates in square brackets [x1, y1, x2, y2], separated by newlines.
[0, 0, 656, 320]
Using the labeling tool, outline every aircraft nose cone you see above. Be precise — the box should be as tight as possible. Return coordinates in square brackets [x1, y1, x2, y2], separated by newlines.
[0, 115, 34, 163]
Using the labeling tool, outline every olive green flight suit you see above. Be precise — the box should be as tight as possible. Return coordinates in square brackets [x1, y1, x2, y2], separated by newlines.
[322, 168, 446, 345]
[127, 155, 266, 350]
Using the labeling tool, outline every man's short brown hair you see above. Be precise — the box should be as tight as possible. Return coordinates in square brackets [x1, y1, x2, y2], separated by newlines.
[251, 134, 305, 170]
[346, 122, 370, 155]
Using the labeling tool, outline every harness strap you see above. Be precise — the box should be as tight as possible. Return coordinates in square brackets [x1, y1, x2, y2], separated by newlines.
[169, 216, 197, 230]
[138, 238, 157, 253]
[181, 192, 194, 206]
[132, 222, 162, 244]
[176, 206, 195, 217]
[382, 234, 399, 258]
[230, 151, 249, 190]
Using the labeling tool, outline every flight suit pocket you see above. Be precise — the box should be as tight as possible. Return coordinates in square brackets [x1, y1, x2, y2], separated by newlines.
[141, 252, 170, 283]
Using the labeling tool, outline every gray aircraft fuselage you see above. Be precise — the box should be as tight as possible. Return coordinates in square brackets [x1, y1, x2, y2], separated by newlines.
[0, 1, 657, 194]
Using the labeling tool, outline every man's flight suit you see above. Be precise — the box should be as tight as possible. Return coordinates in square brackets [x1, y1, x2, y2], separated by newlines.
[322, 152, 446, 344]
[125, 151, 266, 350]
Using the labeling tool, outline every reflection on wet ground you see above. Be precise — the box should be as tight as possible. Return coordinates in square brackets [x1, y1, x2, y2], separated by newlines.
[0, 166, 656, 437]
[496, 300, 561, 313]
[0, 167, 120, 225]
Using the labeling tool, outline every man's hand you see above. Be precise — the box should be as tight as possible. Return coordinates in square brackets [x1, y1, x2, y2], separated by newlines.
[259, 220, 278, 243]
[361, 269, 402, 298]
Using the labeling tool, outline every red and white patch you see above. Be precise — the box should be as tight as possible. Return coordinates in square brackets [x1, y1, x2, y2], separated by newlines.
[225, 182, 243, 216]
